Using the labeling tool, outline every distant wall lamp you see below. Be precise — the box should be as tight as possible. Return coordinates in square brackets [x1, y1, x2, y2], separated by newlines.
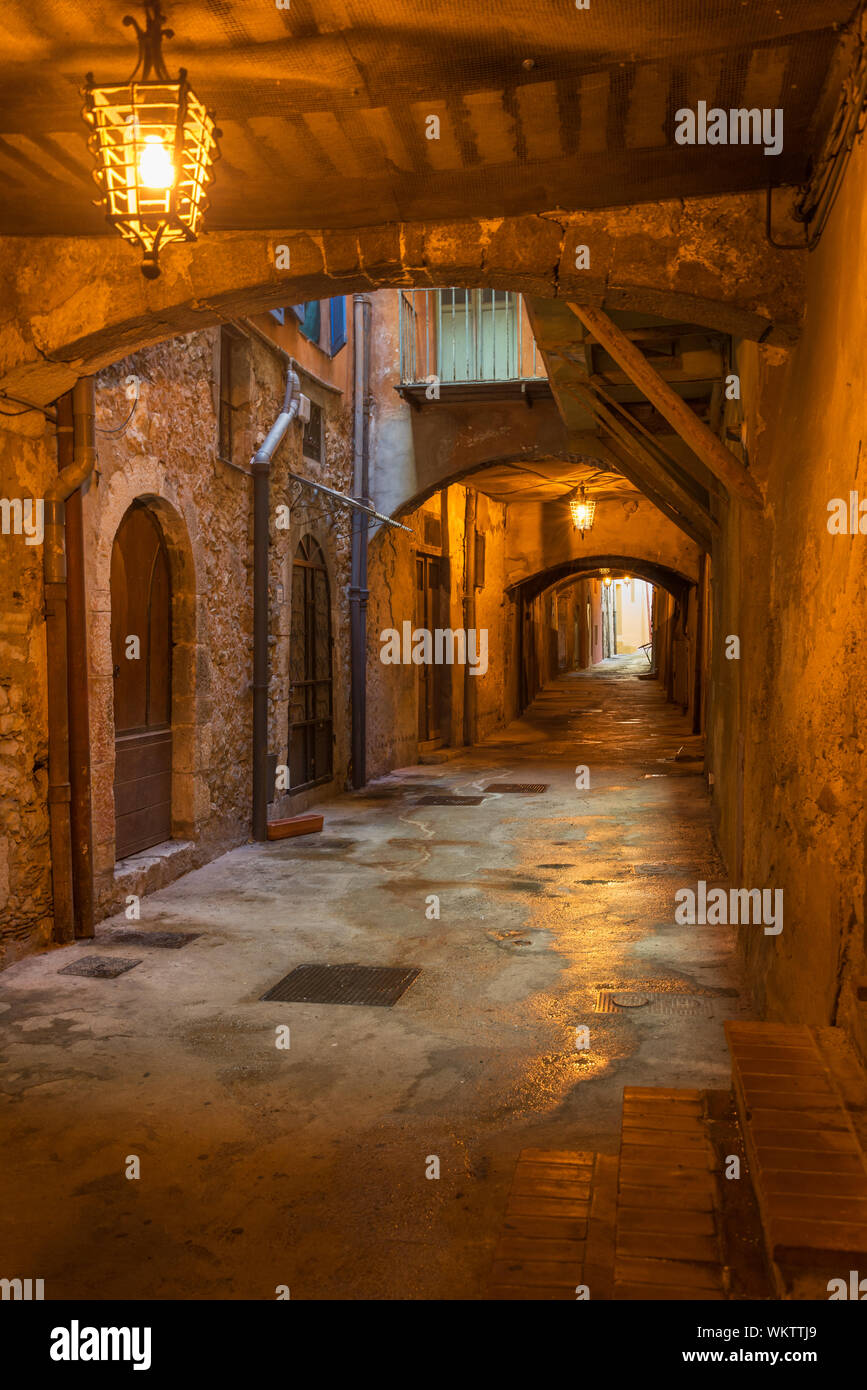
[82, 2, 221, 279]
[568, 485, 597, 537]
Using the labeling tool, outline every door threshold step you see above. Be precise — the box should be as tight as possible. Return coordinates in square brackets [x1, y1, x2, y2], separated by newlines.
[266, 814, 323, 840]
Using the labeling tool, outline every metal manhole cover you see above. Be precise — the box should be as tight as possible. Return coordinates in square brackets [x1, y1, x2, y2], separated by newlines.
[59, 956, 142, 978]
[611, 992, 651, 1008]
[483, 783, 548, 794]
[260, 963, 421, 1006]
[415, 795, 485, 806]
[100, 931, 200, 949]
[594, 988, 714, 1017]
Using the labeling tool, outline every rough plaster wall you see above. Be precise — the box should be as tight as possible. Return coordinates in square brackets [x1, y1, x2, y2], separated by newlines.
[366, 514, 418, 779]
[366, 484, 509, 775]
[0, 414, 55, 965]
[709, 139, 867, 1045]
[504, 494, 700, 586]
[473, 492, 508, 743]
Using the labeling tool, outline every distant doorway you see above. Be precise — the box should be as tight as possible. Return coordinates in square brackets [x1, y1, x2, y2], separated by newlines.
[288, 536, 334, 789]
[111, 503, 173, 859]
[415, 553, 442, 742]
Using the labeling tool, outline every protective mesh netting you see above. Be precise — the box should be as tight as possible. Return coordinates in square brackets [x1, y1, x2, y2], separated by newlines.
[0, 0, 856, 232]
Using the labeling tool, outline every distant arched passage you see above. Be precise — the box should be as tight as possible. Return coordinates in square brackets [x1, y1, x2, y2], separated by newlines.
[509, 554, 694, 608]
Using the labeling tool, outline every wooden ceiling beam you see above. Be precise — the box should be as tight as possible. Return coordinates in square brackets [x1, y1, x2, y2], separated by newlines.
[567, 303, 764, 508]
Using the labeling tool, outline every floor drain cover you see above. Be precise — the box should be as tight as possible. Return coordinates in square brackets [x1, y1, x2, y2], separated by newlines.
[100, 931, 200, 949]
[594, 988, 714, 1017]
[415, 795, 485, 806]
[483, 783, 548, 794]
[260, 963, 420, 1006]
[611, 992, 651, 1008]
[59, 956, 142, 979]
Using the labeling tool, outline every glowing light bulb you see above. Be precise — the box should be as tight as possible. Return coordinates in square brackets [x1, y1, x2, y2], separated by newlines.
[139, 135, 174, 189]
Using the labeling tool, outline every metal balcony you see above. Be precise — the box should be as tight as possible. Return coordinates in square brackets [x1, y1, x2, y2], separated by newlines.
[397, 289, 549, 406]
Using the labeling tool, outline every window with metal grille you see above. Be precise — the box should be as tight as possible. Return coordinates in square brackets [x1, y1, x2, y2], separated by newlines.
[288, 536, 333, 790]
[303, 400, 323, 462]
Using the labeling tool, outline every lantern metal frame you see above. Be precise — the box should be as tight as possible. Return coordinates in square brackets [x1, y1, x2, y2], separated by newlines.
[568, 484, 597, 537]
[82, 2, 221, 279]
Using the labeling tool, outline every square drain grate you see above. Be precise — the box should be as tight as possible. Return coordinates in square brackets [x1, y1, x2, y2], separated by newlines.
[483, 783, 548, 794]
[100, 931, 200, 949]
[415, 794, 485, 806]
[593, 988, 714, 1017]
[59, 956, 142, 979]
[261, 963, 421, 1006]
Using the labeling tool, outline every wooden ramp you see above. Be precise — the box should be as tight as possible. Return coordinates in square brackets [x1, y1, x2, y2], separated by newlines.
[726, 1021, 867, 1298]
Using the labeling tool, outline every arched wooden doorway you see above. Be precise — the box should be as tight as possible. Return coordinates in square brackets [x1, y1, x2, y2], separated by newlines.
[288, 536, 334, 790]
[110, 502, 173, 858]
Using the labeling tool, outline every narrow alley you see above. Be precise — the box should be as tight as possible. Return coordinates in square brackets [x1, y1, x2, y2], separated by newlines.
[1, 659, 749, 1300]
[5, 0, 867, 1352]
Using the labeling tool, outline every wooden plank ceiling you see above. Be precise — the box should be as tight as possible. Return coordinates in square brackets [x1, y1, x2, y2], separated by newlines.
[0, 0, 853, 235]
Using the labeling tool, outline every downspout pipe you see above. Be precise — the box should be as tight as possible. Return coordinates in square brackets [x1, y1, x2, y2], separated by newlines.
[45, 378, 97, 943]
[251, 368, 300, 841]
[350, 294, 371, 790]
[462, 489, 477, 746]
[68, 383, 96, 936]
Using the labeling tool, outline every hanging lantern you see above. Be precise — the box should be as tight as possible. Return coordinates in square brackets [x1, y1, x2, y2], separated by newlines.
[568, 485, 596, 537]
[82, 2, 221, 279]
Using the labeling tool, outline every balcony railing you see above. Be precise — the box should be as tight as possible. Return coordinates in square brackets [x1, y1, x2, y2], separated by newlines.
[399, 289, 546, 386]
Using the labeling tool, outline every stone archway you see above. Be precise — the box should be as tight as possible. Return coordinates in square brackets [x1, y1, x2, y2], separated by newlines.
[87, 466, 199, 914]
[0, 192, 804, 408]
[512, 554, 695, 607]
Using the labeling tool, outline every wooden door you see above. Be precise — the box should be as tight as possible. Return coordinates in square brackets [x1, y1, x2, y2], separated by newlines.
[415, 554, 442, 742]
[288, 536, 334, 789]
[111, 504, 173, 859]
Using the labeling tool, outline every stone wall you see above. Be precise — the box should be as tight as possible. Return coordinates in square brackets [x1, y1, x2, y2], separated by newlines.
[0, 318, 355, 957]
[707, 136, 867, 1054]
[91, 326, 355, 919]
[0, 412, 56, 966]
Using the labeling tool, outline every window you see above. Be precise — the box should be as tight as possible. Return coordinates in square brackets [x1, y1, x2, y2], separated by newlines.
[296, 300, 321, 345]
[218, 326, 248, 463]
[437, 288, 519, 382]
[289, 299, 346, 355]
[269, 308, 285, 325]
[474, 531, 486, 589]
[288, 536, 333, 790]
[330, 297, 347, 354]
[303, 400, 323, 462]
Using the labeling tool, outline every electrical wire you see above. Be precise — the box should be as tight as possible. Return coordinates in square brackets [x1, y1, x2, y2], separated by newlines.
[96, 393, 140, 436]
[0, 391, 57, 422]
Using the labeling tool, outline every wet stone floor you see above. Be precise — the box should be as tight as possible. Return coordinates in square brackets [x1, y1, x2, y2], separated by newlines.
[0, 656, 751, 1299]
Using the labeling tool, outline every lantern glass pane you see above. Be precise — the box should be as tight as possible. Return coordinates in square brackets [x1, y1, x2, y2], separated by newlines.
[84, 77, 219, 257]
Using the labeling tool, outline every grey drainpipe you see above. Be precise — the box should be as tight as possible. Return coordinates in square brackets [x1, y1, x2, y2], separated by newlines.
[350, 294, 371, 790]
[251, 368, 300, 840]
[45, 378, 97, 942]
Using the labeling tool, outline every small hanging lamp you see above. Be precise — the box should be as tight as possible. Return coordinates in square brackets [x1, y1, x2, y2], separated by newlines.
[82, 2, 221, 279]
[568, 484, 596, 537]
